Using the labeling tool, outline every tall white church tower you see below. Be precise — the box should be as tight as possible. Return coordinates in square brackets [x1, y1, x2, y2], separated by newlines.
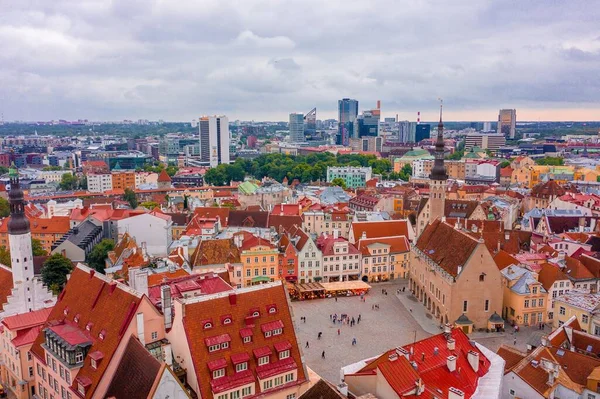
[1, 165, 55, 318]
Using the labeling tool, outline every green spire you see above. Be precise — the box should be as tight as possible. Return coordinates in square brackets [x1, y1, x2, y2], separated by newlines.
[8, 162, 18, 179]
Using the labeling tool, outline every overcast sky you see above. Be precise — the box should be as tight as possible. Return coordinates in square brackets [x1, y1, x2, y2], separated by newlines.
[1, 0, 599, 122]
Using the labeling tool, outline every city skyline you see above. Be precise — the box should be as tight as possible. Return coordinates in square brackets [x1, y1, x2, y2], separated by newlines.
[1, 1, 599, 122]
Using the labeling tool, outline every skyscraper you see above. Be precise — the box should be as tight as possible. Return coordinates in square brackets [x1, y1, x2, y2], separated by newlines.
[337, 98, 358, 146]
[355, 103, 381, 138]
[199, 115, 230, 168]
[498, 109, 516, 139]
[289, 112, 305, 142]
[304, 108, 316, 137]
[415, 124, 431, 143]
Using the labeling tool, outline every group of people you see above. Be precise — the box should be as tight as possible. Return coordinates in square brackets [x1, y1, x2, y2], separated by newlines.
[330, 313, 361, 326]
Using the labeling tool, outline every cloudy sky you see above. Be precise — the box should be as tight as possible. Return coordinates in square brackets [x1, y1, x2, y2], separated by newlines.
[1, 0, 599, 122]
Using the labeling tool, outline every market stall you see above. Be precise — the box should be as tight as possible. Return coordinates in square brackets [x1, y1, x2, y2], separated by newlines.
[321, 281, 371, 297]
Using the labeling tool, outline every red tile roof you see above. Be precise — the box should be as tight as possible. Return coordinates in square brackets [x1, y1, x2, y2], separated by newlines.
[349, 328, 490, 398]
[2, 307, 52, 331]
[0, 265, 13, 309]
[157, 169, 172, 182]
[537, 262, 569, 291]
[147, 269, 190, 286]
[147, 273, 232, 308]
[496, 345, 527, 373]
[31, 265, 145, 399]
[493, 250, 519, 271]
[351, 220, 411, 242]
[181, 282, 306, 399]
[190, 239, 241, 267]
[12, 325, 45, 347]
[356, 236, 410, 256]
[416, 220, 480, 277]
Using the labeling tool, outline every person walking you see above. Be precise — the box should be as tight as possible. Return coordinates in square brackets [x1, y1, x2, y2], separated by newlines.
[337, 328, 340, 335]
[306, 341, 309, 348]
[322, 351, 325, 359]
[352, 338, 357, 346]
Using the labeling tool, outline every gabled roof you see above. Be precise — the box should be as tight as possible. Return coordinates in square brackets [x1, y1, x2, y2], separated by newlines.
[268, 214, 303, 233]
[444, 200, 479, 218]
[228, 210, 269, 228]
[493, 250, 519, 270]
[31, 264, 145, 399]
[316, 235, 360, 256]
[147, 268, 190, 286]
[104, 336, 162, 399]
[350, 328, 490, 398]
[531, 180, 566, 199]
[0, 215, 71, 235]
[193, 207, 231, 227]
[415, 220, 480, 277]
[190, 239, 241, 267]
[356, 236, 410, 256]
[351, 220, 411, 242]
[147, 273, 233, 308]
[157, 169, 172, 183]
[299, 378, 346, 399]
[538, 263, 569, 291]
[181, 282, 306, 399]
[496, 345, 526, 373]
[2, 307, 52, 331]
[0, 265, 13, 309]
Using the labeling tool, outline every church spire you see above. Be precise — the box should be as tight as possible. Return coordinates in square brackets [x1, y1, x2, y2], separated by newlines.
[429, 100, 448, 181]
[7, 163, 30, 235]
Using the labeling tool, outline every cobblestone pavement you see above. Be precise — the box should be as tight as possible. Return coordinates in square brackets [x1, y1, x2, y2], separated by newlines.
[291, 279, 548, 384]
[291, 280, 430, 384]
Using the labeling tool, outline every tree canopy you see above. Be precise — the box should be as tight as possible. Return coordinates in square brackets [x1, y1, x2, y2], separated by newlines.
[123, 188, 138, 208]
[535, 157, 564, 166]
[59, 173, 78, 190]
[41, 253, 73, 294]
[204, 153, 393, 186]
[32, 238, 47, 256]
[0, 197, 9, 218]
[86, 239, 115, 273]
[330, 178, 347, 189]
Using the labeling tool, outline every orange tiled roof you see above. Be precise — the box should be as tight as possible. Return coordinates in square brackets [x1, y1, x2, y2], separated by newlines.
[538, 262, 569, 291]
[493, 250, 519, 270]
[496, 345, 526, 373]
[0, 265, 13, 309]
[147, 269, 190, 286]
[182, 283, 306, 399]
[416, 220, 480, 277]
[0, 216, 71, 235]
[30, 265, 145, 399]
[351, 220, 411, 242]
[157, 169, 171, 183]
[190, 239, 241, 267]
[356, 236, 410, 256]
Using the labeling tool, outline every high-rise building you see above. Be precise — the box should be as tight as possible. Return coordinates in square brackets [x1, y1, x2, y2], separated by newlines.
[289, 112, 305, 142]
[355, 105, 381, 138]
[398, 120, 411, 142]
[498, 109, 516, 138]
[304, 108, 316, 137]
[415, 124, 431, 143]
[337, 98, 359, 146]
[482, 121, 493, 132]
[199, 115, 230, 168]
[465, 133, 506, 151]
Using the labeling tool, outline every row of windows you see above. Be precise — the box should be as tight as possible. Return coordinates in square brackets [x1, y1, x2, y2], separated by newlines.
[324, 255, 357, 261]
[524, 298, 544, 308]
[246, 268, 276, 277]
[246, 256, 277, 264]
[324, 263, 359, 272]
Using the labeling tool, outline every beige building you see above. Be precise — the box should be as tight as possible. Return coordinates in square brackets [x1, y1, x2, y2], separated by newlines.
[553, 290, 600, 333]
[500, 265, 548, 326]
[409, 220, 504, 332]
[302, 208, 352, 239]
[357, 236, 411, 281]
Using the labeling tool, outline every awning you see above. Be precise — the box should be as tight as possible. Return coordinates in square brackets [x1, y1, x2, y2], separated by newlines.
[252, 276, 271, 283]
[320, 281, 371, 291]
[296, 282, 325, 293]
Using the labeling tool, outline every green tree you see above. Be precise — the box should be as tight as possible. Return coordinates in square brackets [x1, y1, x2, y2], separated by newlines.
[140, 201, 159, 209]
[398, 164, 413, 181]
[331, 177, 347, 189]
[447, 150, 464, 160]
[165, 165, 179, 177]
[79, 176, 88, 190]
[31, 238, 47, 256]
[123, 188, 138, 208]
[86, 239, 115, 273]
[0, 197, 9, 218]
[41, 253, 73, 294]
[0, 246, 10, 266]
[59, 173, 78, 190]
[43, 166, 63, 171]
[536, 157, 564, 166]
[0, 166, 8, 175]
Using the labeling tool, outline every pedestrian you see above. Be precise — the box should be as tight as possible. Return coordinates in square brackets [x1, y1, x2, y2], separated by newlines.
[335, 297, 338, 302]
[322, 351, 325, 359]
[372, 304, 374, 310]
[318, 332, 322, 339]
[352, 338, 357, 346]
[337, 328, 340, 335]
[513, 337, 516, 346]
[306, 341, 309, 348]
[330, 314, 332, 320]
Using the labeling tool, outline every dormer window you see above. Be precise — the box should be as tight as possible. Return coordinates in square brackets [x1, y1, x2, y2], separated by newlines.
[236, 362, 248, 372]
[89, 351, 103, 370]
[268, 305, 277, 314]
[204, 322, 213, 329]
[213, 368, 225, 379]
[63, 308, 69, 316]
[265, 331, 272, 338]
[85, 322, 93, 331]
[98, 330, 106, 341]
[74, 314, 80, 323]
[243, 336, 252, 344]
[223, 318, 232, 325]
[252, 311, 260, 317]
[91, 358, 98, 369]
[279, 350, 290, 360]
[258, 356, 269, 366]
[273, 328, 282, 336]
